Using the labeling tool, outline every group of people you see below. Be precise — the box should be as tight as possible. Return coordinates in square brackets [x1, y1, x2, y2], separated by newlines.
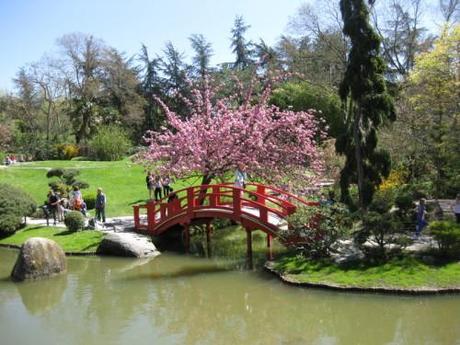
[44, 186, 107, 225]
[146, 173, 172, 201]
[3, 155, 18, 165]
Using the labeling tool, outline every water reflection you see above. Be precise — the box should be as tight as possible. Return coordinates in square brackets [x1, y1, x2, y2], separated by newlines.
[0, 248, 459, 345]
[15, 274, 67, 315]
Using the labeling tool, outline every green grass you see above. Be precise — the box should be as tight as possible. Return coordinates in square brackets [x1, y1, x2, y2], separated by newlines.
[0, 159, 202, 216]
[0, 226, 104, 253]
[273, 254, 460, 289]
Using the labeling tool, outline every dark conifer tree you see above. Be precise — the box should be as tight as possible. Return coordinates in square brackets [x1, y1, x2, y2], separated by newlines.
[336, 0, 395, 210]
[230, 16, 253, 70]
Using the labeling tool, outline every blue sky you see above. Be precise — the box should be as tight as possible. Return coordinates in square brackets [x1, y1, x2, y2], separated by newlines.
[0, 0, 307, 92]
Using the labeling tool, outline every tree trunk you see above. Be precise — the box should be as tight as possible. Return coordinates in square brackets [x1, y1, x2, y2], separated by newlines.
[198, 174, 213, 205]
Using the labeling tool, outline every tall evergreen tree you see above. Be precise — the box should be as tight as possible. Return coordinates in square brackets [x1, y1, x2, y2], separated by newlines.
[336, 0, 395, 210]
[189, 34, 213, 79]
[230, 16, 253, 70]
[138, 44, 164, 132]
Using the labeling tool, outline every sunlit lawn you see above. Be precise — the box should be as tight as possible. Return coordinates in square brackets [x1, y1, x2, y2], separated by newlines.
[0, 226, 104, 253]
[0, 159, 203, 217]
[274, 254, 460, 289]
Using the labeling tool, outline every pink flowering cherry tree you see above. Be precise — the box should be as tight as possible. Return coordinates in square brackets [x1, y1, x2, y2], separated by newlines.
[140, 77, 325, 191]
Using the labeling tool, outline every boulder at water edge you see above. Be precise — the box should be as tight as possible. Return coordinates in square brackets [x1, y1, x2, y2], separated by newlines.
[96, 232, 160, 258]
[11, 237, 67, 281]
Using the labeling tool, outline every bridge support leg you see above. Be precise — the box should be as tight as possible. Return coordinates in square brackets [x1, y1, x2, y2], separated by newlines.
[206, 222, 212, 258]
[246, 229, 253, 270]
[183, 224, 190, 254]
[267, 234, 273, 261]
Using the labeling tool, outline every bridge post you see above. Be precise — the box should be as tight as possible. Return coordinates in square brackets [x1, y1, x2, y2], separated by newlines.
[266, 234, 273, 261]
[147, 201, 156, 232]
[257, 185, 266, 205]
[246, 229, 253, 270]
[183, 223, 190, 254]
[233, 188, 241, 218]
[206, 222, 212, 258]
[133, 206, 140, 230]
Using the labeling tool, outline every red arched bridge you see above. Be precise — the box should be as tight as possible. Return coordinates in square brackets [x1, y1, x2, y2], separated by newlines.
[133, 183, 318, 264]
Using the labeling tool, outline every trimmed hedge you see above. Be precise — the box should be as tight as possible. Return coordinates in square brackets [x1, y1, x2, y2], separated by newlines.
[64, 211, 85, 232]
[0, 183, 37, 234]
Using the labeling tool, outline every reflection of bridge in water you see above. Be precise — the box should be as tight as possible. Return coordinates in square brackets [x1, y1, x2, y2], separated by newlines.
[133, 183, 318, 266]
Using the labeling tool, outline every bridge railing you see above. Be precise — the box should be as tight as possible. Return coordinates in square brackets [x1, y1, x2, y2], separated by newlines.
[133, 183, 317, 234]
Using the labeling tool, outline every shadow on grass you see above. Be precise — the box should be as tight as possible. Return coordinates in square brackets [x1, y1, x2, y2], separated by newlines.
[54, 230, 75, 236]
[128, 199, 149, 205]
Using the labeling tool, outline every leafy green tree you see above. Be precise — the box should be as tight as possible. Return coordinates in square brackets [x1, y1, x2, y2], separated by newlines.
[337, 0, 395, 210]
[270, 81, 343, 138]
[88, 125, 131, 161]
[406, 24, 460, 196]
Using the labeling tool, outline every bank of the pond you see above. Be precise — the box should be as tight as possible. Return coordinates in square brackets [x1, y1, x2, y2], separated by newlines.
[267, 254, 460, 295]
[0, 226, 104, 254]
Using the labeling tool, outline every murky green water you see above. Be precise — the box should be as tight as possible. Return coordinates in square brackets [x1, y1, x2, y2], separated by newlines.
[0, 247, 459, 345]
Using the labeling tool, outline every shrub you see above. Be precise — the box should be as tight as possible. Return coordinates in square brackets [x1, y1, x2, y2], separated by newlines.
[83, 193, 96, 210]
[46, 168, 89, 197]
[429, 221, 460, 257]
[64, 211, 85, 232]
[284, 203, 350, 258]
[88, 125, 131, 161]
[56, 143, 80, 160]
[0, 184, 37, 234]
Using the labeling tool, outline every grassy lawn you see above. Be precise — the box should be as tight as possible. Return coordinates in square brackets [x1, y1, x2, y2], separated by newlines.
[0, 226, 104, 253]
[273, 254, 460, 289]
[0, 159, 203, 217]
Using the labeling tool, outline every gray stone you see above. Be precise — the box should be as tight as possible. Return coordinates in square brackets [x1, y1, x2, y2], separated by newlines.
[96, 232, 160, 258]
[11, 237, 67, 281]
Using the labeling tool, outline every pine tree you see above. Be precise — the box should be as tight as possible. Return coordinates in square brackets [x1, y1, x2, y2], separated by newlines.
[230, 16, 253, 70]
[336, 0, 395, 210]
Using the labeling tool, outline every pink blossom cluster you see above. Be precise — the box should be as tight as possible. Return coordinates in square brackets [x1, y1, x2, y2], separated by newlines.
[141, 77, 325, 186]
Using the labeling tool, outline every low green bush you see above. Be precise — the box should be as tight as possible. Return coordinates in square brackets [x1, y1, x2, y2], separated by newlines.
[429, 221, 460, 257]
[88, 125, 131, 161]
[285, 203, 350, 258]
[64, 211, 85, 232]
[0, 184, 37, 234]
[83, 193, 96, 210]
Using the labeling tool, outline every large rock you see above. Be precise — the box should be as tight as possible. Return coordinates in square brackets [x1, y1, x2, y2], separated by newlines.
[11, 237, 67, 281]
[96, 232, 160, 258]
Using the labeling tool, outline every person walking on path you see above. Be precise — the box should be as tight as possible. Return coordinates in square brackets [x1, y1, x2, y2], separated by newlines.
[95, 188, 106, 223]
[415, 198, 428, 237]
[453, 194, 460, 224]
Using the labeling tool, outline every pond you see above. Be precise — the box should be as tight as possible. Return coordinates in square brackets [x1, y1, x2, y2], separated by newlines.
[1, 246, 459, 345]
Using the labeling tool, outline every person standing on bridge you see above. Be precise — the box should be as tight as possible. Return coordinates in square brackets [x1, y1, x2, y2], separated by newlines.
[154, 176, 163, 201]
[234, 166, 247, 189]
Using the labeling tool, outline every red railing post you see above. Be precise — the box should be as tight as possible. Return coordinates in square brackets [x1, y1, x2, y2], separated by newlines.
[211, 185, 219, 207]
[147, 201, 156, 232]
[257, 184, 266, 206]
[187, 188, 194, 216]
[133, 205, 140, 230]
[233, 188, 241, 217]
